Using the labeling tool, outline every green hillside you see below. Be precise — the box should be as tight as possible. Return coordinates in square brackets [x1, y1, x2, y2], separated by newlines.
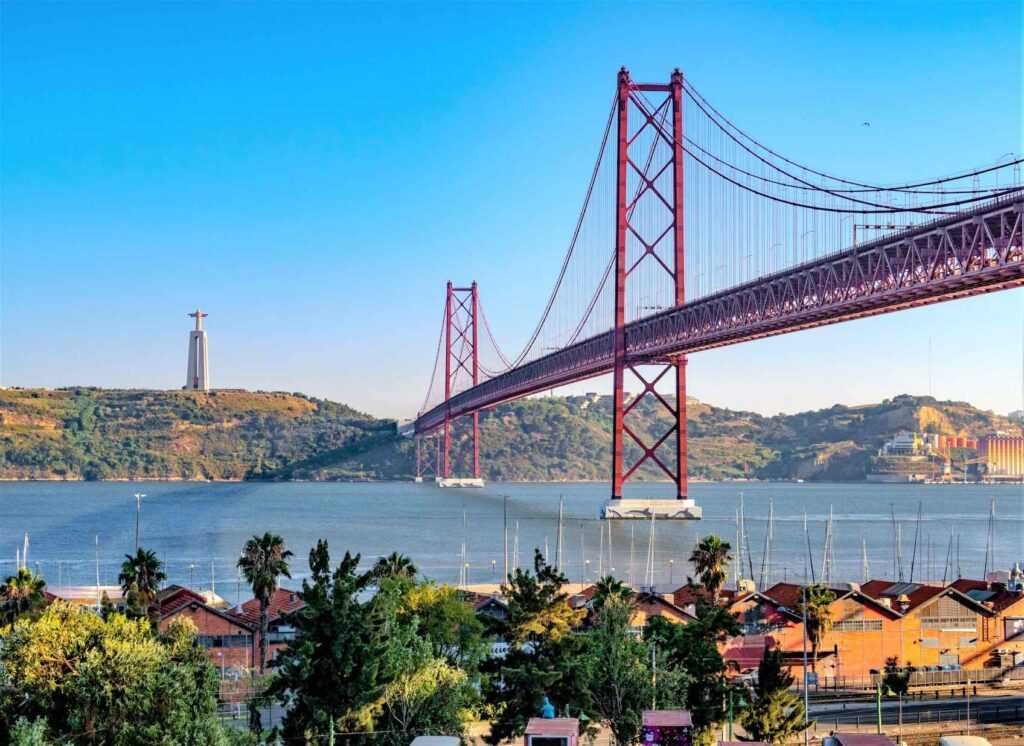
[0, 388, 1017, 482]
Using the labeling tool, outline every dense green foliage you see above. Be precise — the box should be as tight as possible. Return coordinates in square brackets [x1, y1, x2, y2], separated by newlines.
[119, 548, 167, 624]
[0, 603, 237, 745]
[0, 568, 48, 627]
[739, 647, 808, 745]
[0, 388, 388, 480]
[482, 551, 589, 745]
[268, 541, 480, 745]
[646, 602, 742, 735]
[1, 530, 766, 746]
[2, 387, 1016, 482]
[237, 533, 293, 674]
[582, 598, 685, 746]
[688, 536, 732, 603]
[798, 584, 836, 672]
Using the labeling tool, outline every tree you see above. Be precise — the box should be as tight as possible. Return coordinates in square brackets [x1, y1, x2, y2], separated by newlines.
[689, 535, 731, 604]
[739, 647, 809, 745]
[118, 548, 167, 624]
[882, 657, 911, 698]
[1, 568, 48, 626]
[646, 601, 740, 735]
[798, 584, 835, 672]
[591, 575, 634, 611]
[583, 597, 683, 746]
[371, 552, 418, 581]
[483, 550, 588, 746]
[269, 541, 383, 744]
[398, 580, 487, 669]
[882, 657, 911, 737]
[0, 601, 230, 744]
[375, 617, 478, 746]
[237, 532, 293, 672]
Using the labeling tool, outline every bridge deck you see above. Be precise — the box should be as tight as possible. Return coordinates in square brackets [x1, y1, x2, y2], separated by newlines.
[416, 196, 1023, 434]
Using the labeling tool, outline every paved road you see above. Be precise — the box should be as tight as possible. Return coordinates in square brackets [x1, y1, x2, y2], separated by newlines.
[811, 695, 1024, 727]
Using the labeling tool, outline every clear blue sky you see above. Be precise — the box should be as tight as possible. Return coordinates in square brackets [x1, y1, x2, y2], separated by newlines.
[2, 1, 1021, 419]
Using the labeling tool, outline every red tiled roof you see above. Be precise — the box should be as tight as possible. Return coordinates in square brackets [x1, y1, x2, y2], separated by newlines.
[235, 587, 305, 626]
[671, 585, 747, 608]
[950, 579, 1024, 613]
[570, 585, 598, 607]
[859, 580, 945, 613]
[760, 582, 805, 609]
[635, 594, 695, 622]
[723, 634, 772, 669]
[474, 595, 508, 613]
[157, 585, 207, 618]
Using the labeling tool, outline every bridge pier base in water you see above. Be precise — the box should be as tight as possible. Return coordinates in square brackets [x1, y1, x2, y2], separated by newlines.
[602, 498, 701, 520]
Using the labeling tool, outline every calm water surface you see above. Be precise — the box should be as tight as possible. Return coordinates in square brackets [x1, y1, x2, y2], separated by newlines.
[1, 481, 1021, 603]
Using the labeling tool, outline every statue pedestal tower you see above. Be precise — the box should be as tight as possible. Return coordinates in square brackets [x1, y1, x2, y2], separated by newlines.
[185, 309, 209, 391]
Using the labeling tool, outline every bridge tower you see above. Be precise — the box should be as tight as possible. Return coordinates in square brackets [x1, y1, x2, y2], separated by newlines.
[440, 281, 481, 483]
[609, 67, 690, 510]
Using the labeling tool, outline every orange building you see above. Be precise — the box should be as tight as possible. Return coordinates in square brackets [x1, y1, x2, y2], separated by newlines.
[725, 580, 995, 681]
[979, 435, 1024, 476]
[950, 576, 1024, 668]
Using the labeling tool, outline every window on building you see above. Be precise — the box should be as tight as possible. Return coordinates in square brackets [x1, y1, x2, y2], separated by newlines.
[833, 618, 883, 632]
[197, 634, 251, 649]
[919, 597, 977, 631]
[1005, 618, 1024, 640]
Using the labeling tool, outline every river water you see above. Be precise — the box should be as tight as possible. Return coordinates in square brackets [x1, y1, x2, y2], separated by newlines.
[1, 480, 1021, 604]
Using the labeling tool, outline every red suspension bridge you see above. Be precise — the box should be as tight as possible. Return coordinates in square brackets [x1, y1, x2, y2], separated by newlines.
[414, 68, 1024, 513]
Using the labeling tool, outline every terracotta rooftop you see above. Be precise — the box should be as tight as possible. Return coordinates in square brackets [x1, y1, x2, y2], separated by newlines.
[234, 587, 305, 626]
[671, 585, 749, 608]
[950, 579, 1024, 613]
[643, 709, 692, 727]
[859, 580, 945, 613]
[157, 585, 208, 617]
[526, 718, 578, 737]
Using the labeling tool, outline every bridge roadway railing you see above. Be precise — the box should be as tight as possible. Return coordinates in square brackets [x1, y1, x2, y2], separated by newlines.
[416, 195, 1023, 434]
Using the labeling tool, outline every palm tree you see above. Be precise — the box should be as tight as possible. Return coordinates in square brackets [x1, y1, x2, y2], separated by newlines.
[118, 548, 167, 623]
[591, 575, 634, 610]
[799, 583, 835, 672]
[370, 552, 417, 581]
[238, 533, 293, 672]
[0, 567, 47, 625]
[689, 535, 732, 604]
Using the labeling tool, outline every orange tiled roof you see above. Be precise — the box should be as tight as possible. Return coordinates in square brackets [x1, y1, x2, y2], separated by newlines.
[157, 585, 208, 617]
[949, 579, 1024, 613]
[234, 587, 305, 626]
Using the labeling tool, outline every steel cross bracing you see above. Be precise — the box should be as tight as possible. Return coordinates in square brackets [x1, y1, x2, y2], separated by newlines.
[611, 68, 688, 499]
[416, 195, 1024, 435]
[439, 281, 480, 480]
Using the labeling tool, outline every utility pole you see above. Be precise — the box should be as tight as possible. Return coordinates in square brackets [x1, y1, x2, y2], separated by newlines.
[802, 565, 810, 746]
[95, 534, 101, 612]
[651, 643, 657, 710]
[503, 495, 509, 584]
[556, 496, 564, 571]
[134, 493, 146, 552]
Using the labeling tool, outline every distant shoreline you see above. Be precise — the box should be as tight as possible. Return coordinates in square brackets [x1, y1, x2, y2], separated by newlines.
[0, 476, 1009, 486]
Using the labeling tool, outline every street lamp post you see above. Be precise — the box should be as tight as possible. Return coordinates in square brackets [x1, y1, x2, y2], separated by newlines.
[669, 558, 675, 587]
[133, 493, 146, 551]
